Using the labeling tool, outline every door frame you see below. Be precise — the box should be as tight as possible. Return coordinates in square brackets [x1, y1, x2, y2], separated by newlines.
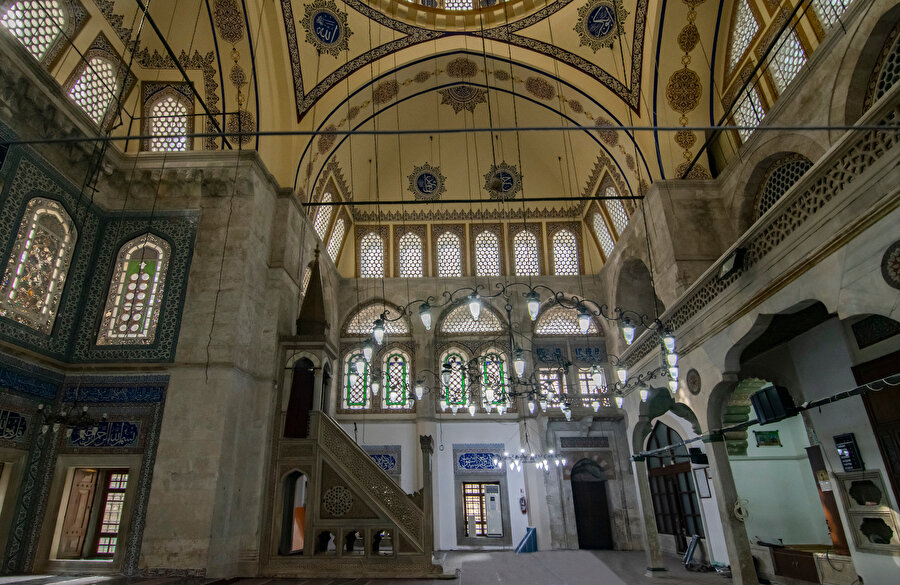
[570, 475, 614, 550]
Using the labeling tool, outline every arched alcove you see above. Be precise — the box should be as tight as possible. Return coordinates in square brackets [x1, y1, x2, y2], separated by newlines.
[279, 470, 308, 555]
[284, 358, 315, 438]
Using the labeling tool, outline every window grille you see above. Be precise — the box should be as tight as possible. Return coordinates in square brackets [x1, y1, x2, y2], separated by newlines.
[462, 482, 499, 536]
[535, 305, 598, 335]
[768, 28, 807, 95]
[1, 0, 65, 60]
[440, 304, 502, 334]
[733, 87, 765, 142]
[729, 0, 759, 72]
[326, 218, 346, 261]
[97, 234, 170, 345]
[813, 0, 853, 29]
[552, 230, 579, 276]
[149, 95, 189, 152]
[398, 232, 423, 277]
[345, 304, 408, 335]
[0, 197, 76, 333]
[436, 231, 462, 277]
[481, 350, 507, 404]
[313, 193, 333, 241]
[473, 230, 501, 276]
[359, 232, 384, 278]
[69, 57, 118, 126]
[537, 367, 567, 405]
[344, 352, 369, 408]
[647, 423, 705, 538]
[441, 351, 468, 405]
[603, 188, 629, 235]
[384, 351, 411, 408]
[577, 367, 610, 406]
[757, 156, 813, 218]
[591, 213, 615, 257]
[873, 31, 900, 104]
[444, 0, 473, 10]
[301, 267, 312, 297]
[512, 230, 539, 276]
[94, 471, 129, 557]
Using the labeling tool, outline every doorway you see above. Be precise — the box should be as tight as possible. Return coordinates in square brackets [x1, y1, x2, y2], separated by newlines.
[571, 459, 614, 549]
[284, 358, 315, 438]
[279, 471, 307, 555]
[55, 468, 130, 560]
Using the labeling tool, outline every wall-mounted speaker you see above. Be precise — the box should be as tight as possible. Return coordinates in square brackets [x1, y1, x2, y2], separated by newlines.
[750, 384, 798, 425]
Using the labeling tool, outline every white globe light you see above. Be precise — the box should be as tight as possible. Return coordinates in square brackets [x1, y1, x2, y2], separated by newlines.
[514, 350, 526, 377]
[592, 400, 600, 412]
[669, 380, 678, 394]
[415, 381, 424, 401]
[640, 388, 649, 402]
[667, 353, 678, 367]
[614, 394, 624, 408]
[371, 380, 380, 396]
[622, 319, 635, 345]
[663, 334, 676, 353]
[419, 303, 432, 331]
[577, 308, 591, 334]
[528, 401, 535, 414]
[616, 367, 627, 385]
[468, 404, 476, 416]
[354, 360, 366, 377]
[526, 291, 540, 321]
[372, 319, 385, 345]
[468, 295, 482, 321]
[363, 342, 374, 363]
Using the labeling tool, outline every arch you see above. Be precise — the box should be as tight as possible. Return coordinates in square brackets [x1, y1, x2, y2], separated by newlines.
[96, 232, 171, 345]
[341, 299, 410, 337]
[147, 91, 191, 152]
[342, 350, 370, 409]
[534, 302, 601, 336]
[279, 470, 308, 555]
[0, 197, 77, 334]
[0, 0, 67, 61]
[382, 348, 413, 409]
[437, 300, 505, 335]
[571, 458, 608, 482]
[68, 55, 120, 126]
[754, 154, 814, 219]
[439, 346, 470, 407]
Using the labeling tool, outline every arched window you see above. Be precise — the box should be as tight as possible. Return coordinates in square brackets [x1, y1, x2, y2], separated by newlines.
[436, 231, 462, 277]
[768, 28, 807, 95]
[439, 304, 502, 334]
[473, 230, 501, 276]
[383, 350, 411, 409]
[552, 230, 578, 276]
[868, 26, 900, 108]
[512, 229, 539, 276]
[69, 57, 119, 126]
[0, 197, 76, 333]
[440, 349, 469, 406]
[326, 218, 346, 261]
[733, 87, 766, 142]
[577, 367, 610, 406]
[813, 0, 854, 30]
[646, 423, 705, 538]
[97, 233, 171, 345]
[481, 349, 507, 406]
[313, 192, 333, 241]
[756, 155, 813, 218]
[149, 94, 189, 152]
[1, 0, 65, 60]
[603, 187, 629, 235]
[343, 352, 369, 409]
[591, 212, 615, 257]
[344, 303, 408, 335]
[398, 232, 423, 277]
[358, 232, 384, 278]
[535, 305, 599, 335]
[727, 0, 759, 73]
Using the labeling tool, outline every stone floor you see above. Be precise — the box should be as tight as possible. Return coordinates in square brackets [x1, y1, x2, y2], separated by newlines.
[0, 550, 810, 584]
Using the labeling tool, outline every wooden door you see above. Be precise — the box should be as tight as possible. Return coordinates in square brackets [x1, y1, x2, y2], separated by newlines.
[57, 469, 98, 559]
[571, 479, 614, 549]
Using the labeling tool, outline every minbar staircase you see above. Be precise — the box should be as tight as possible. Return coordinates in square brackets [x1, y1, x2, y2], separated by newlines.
[262, 411, 443, 578]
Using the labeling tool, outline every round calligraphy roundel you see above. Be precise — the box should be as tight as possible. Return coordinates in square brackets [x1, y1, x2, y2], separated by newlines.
[312, 10, 342, 45]
[408, 163, 446, 201]
[416, 171, 438, 195]
[587, 4, 616, 40]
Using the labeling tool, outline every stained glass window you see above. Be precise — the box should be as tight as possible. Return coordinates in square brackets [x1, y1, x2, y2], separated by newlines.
[69, 57, 119, 126]
[359, 232, 384, 278]
[436, 231, 462, 277]
[343, 352, 369, 409]
[537, 367, 567, 405]
[578, 368, 609, 406]
[383, 351, 411, 408]
[398, 232, 423, 277]
[97, 233, 170, 345]
[512, 229, 539, 276]
[481, 350, 507, 405]
[94, 471, 129, 557]
[0, 197, 76, 334]
[440, 304, 502, 334]
[344, 304, 408, 335]
[535, 305, 599, 335]
[769, 29, 807, 95]
[326, 218, 345, 261]
[1, 0, 65, 60]
[149, 95, 189, 152]
[591, 213, 615, 257]
[729, 0, 759, 72]
[813, 0, 853, 29]
[313, 192, 333, 241]
[441, 350, 468, 406]
[473, 230, 501, 276]
[552, 230, 578, 276]
[734, 87, 765, 142]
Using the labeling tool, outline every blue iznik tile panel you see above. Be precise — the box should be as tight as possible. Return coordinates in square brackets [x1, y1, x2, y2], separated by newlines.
[453, 443, 505, 474]
[362, 444, 401, 477]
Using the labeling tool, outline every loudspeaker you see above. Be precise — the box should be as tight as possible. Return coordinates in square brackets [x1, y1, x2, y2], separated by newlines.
[689, 448, 708, 465]
[750, 384, 798, 425]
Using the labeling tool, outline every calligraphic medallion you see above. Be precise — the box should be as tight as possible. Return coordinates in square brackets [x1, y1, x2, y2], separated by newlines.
[483, 162, 523, 200]
[302, 0, 351, 57]
[575, 0, 629, 52]
[407, 163, 446, 201]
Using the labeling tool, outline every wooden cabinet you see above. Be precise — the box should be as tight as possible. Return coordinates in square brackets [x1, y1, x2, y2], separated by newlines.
[773, 547, 819, 583]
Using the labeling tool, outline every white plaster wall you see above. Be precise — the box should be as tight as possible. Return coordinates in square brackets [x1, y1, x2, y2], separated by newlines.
[338, 421, 419, 494]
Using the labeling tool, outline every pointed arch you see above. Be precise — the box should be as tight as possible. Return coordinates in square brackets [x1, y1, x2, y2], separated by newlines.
[438, 302, 504, 335]
[342, 300, 410, 337]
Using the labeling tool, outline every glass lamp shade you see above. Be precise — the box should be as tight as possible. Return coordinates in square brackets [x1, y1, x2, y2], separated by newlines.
[591, 365, 603, 387]
[372, 319, 385, 345]
[497, 403, 506, 415]
[371, 380, 381, 396]
[485, 402, 493, 413]
[614, 394, 624, 408]
[591, 400, 600, 412]
[349, 372, 358, 386]
[362, 342, 374, 363]
[577, 308, 591, 334]
[667, 353, 678, 367]
[564, 409, 572, 421]
[669, 380, 678, 394]
[419, 304, 432, 331]
[616, 367, 627, 385]
[528, 400, 535, 414]
[539, 399, 548, 411]
[485, 388, 495, 403]
[663, 334, 676, 353]
[640, 388, 649, 402]
[354, 360, 366, 377]
[441, 364, 452, 386]
[468, 404, 476, 416]
[622, 320, 635, 345]
[513, 350, 526, 377]
[468, 295, 482, 321]
[669, 366, 679, 380]
[526, 291, 541, 321]
[451, 405, 459, 415]
[414, 381, 424, 401]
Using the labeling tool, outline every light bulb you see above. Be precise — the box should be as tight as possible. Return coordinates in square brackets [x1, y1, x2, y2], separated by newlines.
[526, 291, 540, 321]
[415, 381, 424, 401]
[514, 350, 526, 377]
[485, 402, 493, 414]
[451, 405, 459, 415]
[419, 303, 432, 331]
[667, 353, 678, 367]
[528, 400, 535, 414]
[591, 400, 600, 412]
[371, 380, 380, 396]
[669, 380, 678, 394]
[485, 388, 495, 403]
[615, 394, 624, 408]
[354, 360, 366, 377]
[349, 372, 359, 386]
[564, 409, 572, 421]
[669, 366, 679, 380]
[555, 459, 560, 466]
[441, 363, 452, 386]
[616, 366, 627, 385]
[468, 404, 476, 416]
[498, 461, 503, 469]
[622, 318, 635, 345]
[640, 388, 649, 402]
[468, 295, 482, 321]
[372, 318, 385, 345]
[493, 458, 499, 466]
[591, 365, 603, 386]
[561, 458, 567, 466]
[363, 342, 374, 363]
[663, 333, 676, 353]
[497, 404, 506, 415]
[577, 307, 591, 334]
[540, 399, 548, 411]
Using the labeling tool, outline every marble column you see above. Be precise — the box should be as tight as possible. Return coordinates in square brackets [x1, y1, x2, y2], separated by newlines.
[706, 436, 760, 585]
[633, 456, 667, 576]
[419, 434, 435, 554]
